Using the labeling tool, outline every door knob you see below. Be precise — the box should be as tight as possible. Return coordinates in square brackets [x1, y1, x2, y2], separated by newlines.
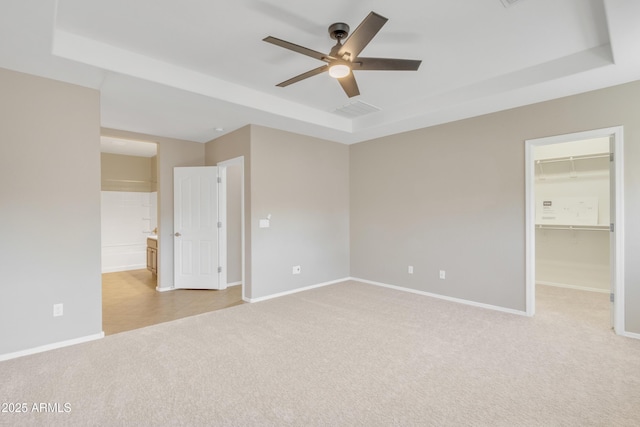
[174, 232, 181, 237]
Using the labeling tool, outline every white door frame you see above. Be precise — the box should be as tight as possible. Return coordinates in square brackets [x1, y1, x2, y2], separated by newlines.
[217, 156, 246, 301]
[525, 126, 625, 334]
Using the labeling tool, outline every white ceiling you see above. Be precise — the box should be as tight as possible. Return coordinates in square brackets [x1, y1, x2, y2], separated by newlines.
[1, 0, 639, 145]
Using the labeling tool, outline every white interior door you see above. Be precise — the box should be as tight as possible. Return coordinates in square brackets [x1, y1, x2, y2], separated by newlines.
[174, 166, 223, 290]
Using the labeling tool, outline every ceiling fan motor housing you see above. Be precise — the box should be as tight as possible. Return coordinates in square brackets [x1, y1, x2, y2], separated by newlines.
[329, 23, 350, 40]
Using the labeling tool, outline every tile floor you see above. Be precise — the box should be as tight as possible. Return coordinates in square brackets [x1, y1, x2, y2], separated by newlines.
[102, 269, 244, 335]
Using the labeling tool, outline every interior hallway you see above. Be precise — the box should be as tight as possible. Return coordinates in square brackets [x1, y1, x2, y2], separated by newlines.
[102, 269, 244, 335]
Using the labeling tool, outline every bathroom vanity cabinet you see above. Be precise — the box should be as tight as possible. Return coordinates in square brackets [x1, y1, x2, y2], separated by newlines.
[146, 237, 157, 275]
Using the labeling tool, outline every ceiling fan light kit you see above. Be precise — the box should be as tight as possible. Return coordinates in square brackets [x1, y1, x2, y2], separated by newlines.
[263, 11, 422, 98]
[328, 63, 351, 78]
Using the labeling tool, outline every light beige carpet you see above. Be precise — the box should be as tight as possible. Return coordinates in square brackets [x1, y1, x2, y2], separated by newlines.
[1, 281, 639, 426]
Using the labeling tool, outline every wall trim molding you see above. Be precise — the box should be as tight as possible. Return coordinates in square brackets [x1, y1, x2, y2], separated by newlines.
[0, 332, 105, 362]
[227, 281, 242, 287]
[351, 277, 528, 317]
[243, 277, 349, 303]
[622, 331, 640, 341]
[102, 264, 146, 274]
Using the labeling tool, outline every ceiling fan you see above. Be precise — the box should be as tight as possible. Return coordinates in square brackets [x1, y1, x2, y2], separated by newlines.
[263, 11, 422, 98]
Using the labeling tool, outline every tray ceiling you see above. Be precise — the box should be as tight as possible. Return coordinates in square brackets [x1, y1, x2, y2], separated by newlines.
[1, 0, 639, 144]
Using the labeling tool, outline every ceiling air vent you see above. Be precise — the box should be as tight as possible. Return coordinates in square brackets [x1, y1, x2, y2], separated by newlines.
[501, 0, 524, 7]
[332, 100, 381, 118]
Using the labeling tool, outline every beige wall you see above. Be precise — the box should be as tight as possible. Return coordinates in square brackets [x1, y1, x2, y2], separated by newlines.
[249, 125, 350, 299]
[101, 153, 155, 192]
[351, 116, 525, 309]
[350, 80, 640, 333]
[102, 128, 205, 290]
[205, 125, 351, 299]
[0, 67, 102, 355]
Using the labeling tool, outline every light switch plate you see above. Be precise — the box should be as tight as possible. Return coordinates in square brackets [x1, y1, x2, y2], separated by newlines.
[259, 219, 270, 228]
[53, 303, 63, 317]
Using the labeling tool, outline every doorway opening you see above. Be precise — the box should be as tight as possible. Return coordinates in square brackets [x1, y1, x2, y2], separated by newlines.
[99, 137, 158, 278]
[525, 127, 625, 335]
[100, 146, 246, 335]
[100, 136, 160, 334]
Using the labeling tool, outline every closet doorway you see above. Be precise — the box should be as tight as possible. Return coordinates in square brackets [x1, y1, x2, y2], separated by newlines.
[525, 127, 625, 335]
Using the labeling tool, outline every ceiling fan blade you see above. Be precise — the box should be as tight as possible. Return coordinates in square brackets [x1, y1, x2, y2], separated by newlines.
[355, 57, 422, 71]
[276, 65, 329, 87]
[337, 73, 360, 98]
[338, 12, 388, 60]
[263, 36, 330, 62]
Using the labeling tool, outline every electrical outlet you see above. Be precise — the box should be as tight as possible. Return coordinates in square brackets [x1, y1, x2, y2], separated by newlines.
[53, 303, 63, 317]
[439, 270, 446, 280]
[408, 265, 414, 274]
[292, 265, 301, 275]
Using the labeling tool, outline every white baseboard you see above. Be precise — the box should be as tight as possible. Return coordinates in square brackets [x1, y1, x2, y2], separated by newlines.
[102, 264, 146, 274]
[227, 281, 242, 287]
[0, 332, 105, 362]
[244, 277, 349, 303]
[622, 331, 640, 340]
[351, 277, 527, 317]
[536, 281, 609, 294]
